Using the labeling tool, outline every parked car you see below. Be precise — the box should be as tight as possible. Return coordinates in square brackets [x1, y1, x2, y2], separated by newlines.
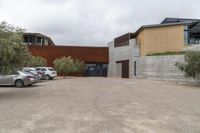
[0, 71, 37, 88]
[23, 67, 45, 80]
[36, 67, 57, 80]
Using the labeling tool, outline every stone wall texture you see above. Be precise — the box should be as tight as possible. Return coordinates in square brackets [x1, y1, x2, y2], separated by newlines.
[138, 55, 196, 83]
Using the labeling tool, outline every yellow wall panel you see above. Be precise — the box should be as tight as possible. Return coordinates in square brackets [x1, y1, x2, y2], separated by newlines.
[136, 25, 184, 56]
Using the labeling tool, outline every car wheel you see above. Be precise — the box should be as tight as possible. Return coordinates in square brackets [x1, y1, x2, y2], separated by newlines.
[45, 75, 51, 80]
[15, 80, 24, 88]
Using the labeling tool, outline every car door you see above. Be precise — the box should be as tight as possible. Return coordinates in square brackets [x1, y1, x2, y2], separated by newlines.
[0, 75, 3, 85]
[0, 75, 14, 85]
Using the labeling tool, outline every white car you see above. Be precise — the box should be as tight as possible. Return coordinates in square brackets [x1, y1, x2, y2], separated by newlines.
[36, 67, 57, 80]
[22, 67, 45, 80]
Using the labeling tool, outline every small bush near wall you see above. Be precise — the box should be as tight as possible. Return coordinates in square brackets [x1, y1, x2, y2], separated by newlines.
[176, 51, 200, 79]
[53, 56, 85, 78]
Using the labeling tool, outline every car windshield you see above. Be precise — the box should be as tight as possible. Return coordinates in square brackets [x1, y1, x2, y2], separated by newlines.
[38, 68, 46, 71]
[48, 68, 54, 71]
[18, 71, 30, 75]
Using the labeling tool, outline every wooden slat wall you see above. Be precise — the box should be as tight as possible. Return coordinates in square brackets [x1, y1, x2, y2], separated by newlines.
[136, 25, 184, 56]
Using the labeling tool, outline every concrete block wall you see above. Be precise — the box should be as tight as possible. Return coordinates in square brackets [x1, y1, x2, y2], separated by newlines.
[138, 55, 195, 82]
[108, 39, 139, 78]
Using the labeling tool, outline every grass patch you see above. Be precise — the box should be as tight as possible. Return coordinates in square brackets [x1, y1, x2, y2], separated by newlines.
[147, 51, 185, 56]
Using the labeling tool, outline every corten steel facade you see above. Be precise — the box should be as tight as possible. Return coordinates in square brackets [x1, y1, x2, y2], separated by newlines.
[28, 45, 109, 76]
[114, 33, 135, 47]
[28, 45, 108, 66]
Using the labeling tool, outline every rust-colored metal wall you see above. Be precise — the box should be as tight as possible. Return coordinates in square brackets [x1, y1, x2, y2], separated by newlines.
[28, 45, 109, 67]
[114, 33, 135, 47]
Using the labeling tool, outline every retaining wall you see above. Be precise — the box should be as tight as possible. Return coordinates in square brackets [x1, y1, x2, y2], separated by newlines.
[138, 55, 197, 83]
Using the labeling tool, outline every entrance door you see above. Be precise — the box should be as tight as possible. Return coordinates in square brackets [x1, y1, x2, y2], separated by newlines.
[116, 60, 129, 78]
[134, 61, 136, 76]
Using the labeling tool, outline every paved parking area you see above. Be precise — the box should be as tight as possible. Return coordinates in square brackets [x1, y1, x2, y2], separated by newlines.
[0, 77, 200, 133]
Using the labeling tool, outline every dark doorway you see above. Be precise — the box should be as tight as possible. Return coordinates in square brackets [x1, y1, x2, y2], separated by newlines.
[85, 63, 108, 77]
[134, 61, 136, 76]
[116, 60, 129, 78]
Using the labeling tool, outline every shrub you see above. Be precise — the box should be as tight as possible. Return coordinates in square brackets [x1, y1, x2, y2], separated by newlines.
[176, 51, 200, 79]
[54, 56, 75, 78]
[53, 57, 85, 78]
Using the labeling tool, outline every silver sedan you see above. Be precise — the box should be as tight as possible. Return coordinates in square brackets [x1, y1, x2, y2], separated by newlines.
[0, 71, 37, 88]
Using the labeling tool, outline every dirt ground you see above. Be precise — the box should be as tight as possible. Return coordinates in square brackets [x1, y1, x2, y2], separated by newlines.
[0, 77, 200, 133]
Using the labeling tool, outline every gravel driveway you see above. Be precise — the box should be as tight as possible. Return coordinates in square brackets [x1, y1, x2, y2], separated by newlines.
[0, 77, 200, 133]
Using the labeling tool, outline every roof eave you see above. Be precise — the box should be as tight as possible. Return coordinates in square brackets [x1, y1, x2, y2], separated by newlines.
[134, 22, 191, 37]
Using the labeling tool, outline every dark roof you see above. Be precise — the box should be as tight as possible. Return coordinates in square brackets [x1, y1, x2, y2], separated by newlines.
[115, 22, 190, 40]
[116, 17, 200, 39]
[161, 17, 200, 24]
[23, 32, 55, 45]
[161, 18, 200, 33]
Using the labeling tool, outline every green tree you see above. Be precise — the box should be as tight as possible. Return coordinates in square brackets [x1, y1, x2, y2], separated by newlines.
[176, 51, 200, 79]
[26, 55, 47, 67]
[53, 56, 75, 78]
[0, 21, 30, 74]
[73, 58, 86, 73]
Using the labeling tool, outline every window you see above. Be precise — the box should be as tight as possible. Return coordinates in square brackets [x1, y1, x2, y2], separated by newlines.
[48, 68, 54, 71]
[184, 25, 189, 45]
[24, 37, 28, 43]
[184, 31, 189, 44]
[37, 37, 42, 44]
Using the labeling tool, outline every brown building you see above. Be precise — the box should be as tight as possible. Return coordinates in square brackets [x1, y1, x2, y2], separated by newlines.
[28, 45, 109, 77]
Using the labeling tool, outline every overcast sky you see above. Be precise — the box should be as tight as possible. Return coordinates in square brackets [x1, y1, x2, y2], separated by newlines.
[0, 0, 199, 46]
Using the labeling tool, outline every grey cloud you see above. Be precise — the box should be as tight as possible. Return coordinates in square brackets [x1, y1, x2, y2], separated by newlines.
[0, 0, 200, 46]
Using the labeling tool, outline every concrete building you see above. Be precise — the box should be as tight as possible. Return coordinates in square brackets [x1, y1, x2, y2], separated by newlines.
[108, 18, 200, 78]
[108, 33, 140, 78]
